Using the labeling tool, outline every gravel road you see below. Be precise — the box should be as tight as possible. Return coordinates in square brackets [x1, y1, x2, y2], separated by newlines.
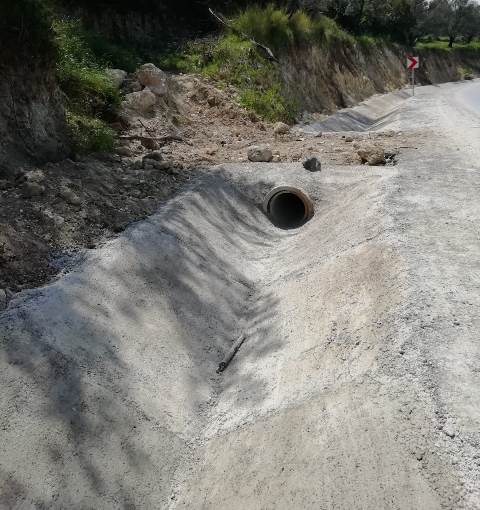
[1, 81, 479, 509]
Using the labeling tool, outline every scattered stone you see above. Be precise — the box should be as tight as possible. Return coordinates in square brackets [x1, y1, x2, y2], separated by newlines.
[248, 112, 259, 123]
[59, 187, 82, 206]
[0, 179, 9, 190]
[116, 146, 133, 157]
[415, 449, 425, 461]
[124, 79, 143, 93]
[247, 145, 273, 162]
[122, 88, 157, 115]
[0, 289, 7, 310]
[22, 181, 45, 198]
[205, 147, 217, 156]
[106, 68, 128, 88]
[272, 154, 282, 163]
[25, 169, 45, 184]
[274, 122, 290, 135]
[303, 156, 322, 173]
[132, 160, 144, 170]
[141, 138, 159, 150]
[143, 151, 164, 162]
[207, 95, 221, 107]
[43, 209, 65, 226]
[464, 73, 474, 81]
[358, 147, 386, 166]
[345, 136, 354, 143]
[314, 132, 323, 138]
[443, 422, 456, 438]
[136, 63, 168, 96]
[154, 161, 173, 171]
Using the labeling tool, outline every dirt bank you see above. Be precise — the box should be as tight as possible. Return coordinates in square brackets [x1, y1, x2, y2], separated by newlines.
[283, 42, 480, 115]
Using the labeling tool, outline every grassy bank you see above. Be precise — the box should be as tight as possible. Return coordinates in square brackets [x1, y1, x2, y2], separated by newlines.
[53, 19, 121, 152]
[159, 6, 356, 122]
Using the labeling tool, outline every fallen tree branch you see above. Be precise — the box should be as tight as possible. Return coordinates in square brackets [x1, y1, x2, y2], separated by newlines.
[209, 8, 279, 63]
[118, 134, 186, 144]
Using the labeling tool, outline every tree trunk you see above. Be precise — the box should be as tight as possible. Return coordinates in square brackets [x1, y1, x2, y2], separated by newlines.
[448, 35, 455, 48]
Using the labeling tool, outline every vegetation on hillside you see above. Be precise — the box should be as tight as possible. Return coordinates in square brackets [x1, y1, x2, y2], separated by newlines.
[3, 0, 480, 149]
[53, 19, 119, 152]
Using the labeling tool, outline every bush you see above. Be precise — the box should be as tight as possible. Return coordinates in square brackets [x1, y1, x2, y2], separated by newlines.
[66, 111, 116, 152]
[232, 5, 353, 52]
[83, 32, 142, 72]
[54, 18, 120, 150]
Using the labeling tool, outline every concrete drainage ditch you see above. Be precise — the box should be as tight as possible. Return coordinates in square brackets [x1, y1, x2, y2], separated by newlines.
[263, 186, 314, 229]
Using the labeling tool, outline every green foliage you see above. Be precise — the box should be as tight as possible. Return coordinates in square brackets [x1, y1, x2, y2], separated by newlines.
[159, 33, 296, 122]
[54, 18, 120, 151]
[66, 111, 116, 152]
[231, 4, 353, 52]
[82, 32, 142, 72]
[312, 15, 355, 45]
[416, 38, 480, 50]
[356, 35, 384, 48]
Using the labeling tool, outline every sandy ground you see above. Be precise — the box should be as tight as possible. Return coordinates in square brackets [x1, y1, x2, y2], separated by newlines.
[1, 80, 480, 509]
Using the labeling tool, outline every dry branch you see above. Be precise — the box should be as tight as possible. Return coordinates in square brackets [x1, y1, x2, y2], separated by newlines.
[208, 8, 279, 63]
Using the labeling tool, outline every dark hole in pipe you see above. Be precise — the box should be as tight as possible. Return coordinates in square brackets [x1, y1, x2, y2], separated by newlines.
[268, 191, 308, 229]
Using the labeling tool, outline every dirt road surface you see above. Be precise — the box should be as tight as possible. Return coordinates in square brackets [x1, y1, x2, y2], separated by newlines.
[1, 80, 480, 509]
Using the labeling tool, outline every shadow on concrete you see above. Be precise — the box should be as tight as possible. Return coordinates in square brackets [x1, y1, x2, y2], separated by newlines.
[0, 174, 286, 508]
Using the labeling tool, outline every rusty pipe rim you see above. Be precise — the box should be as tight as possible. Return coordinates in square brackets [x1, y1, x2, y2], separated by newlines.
[263, 186, 314, 229]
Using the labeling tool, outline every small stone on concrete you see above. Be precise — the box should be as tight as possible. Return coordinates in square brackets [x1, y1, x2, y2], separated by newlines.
[443, 422, 456, 438]
[247, 146, 273, 163]
[303, 156, 322, 172]
[358, 147, 386, 166]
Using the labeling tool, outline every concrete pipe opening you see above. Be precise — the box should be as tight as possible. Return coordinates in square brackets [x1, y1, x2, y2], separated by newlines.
[263, 187, 314, 229]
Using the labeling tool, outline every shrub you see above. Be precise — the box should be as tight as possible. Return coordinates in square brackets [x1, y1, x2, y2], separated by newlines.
[54, 18, 120, 150]
[233, 4, 294, 51]
[232, 5, 353, 52]
[66, 111, 116, 152]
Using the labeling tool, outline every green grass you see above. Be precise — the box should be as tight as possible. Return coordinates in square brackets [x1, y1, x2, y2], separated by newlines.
[416, 38, 480, 51]
[356, 35, 385, 48]
[159, 34, 297, 122]
[53, 18, 120, 152]
[232, 4, 353, 51]
[157, 6, 357, 123]
[66, 111, 116, 152]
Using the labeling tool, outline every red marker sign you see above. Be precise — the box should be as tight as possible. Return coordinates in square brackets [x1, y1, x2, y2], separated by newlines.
[407, 55, 420, 96]
[407, 55, 419, 70]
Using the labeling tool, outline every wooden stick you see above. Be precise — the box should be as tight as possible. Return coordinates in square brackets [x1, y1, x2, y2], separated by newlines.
[217, 335, 247, 373]
[118, 134, 185, 143]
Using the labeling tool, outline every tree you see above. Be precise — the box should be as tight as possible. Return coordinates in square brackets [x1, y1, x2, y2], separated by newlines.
[427, 0, 475, 47]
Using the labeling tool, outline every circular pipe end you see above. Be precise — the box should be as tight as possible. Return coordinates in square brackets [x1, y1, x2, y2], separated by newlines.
[263, 186, 314, 229]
